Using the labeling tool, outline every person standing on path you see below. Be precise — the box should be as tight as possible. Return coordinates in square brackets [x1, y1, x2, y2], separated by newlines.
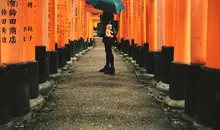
[98, 12, 117, 74]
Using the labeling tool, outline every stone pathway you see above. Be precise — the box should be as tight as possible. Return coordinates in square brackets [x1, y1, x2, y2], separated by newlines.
[17, 40, 181, 130]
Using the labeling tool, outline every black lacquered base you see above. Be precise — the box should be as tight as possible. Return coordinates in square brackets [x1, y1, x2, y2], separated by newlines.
[161, 46, 174, 84]
[143, 43, 149, 68]
[49, 51, 58, 74]
[131, 43, 137, 60]
[27, 61, 39, 99]
[7, 63, 30, 117]
[58, 47, 67, 68]
[146, 51, 156, 74]
[45, 51, 50, 80]
[35, 46, 47, 84]
[0, 66, 11, 124]
[65, 44, 71, 61]
[154, 52, 162, 81]
[184, 64, 203, 117]
[69, 41, 74, 57]
[169, 61, 189, 100]
[197, 66, 220, 127]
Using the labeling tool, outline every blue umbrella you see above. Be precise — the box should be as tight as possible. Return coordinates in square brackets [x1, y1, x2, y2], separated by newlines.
[86, 0, 124, 14]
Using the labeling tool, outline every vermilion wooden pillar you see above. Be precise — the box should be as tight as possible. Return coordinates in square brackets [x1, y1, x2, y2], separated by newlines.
[145, 0, 157, 74]
[158, 0, 175, 89]
[118, 12, 123, 41]
[128, 0, 133, 42]
[78, 0, 82, 39]
[185, 0, 207, 117]
[1, 2, 23, 64]
[60, 0, 65, 47]
[35, 0, 43, 46]
[136, 0, 141, 45]
[153, 0, 165, 81]
[157, 0, 165, 51]
[145, 0, 150, 44]
[165, 0, 175, 47]
[63, 0, 71, 61]
[74, 0, 79, 40]
[169, 0, 191, 101]
[123, 0, 128, 40]
[133, 0, 138, 44]
[0, 0, 30, 117]
[55, 0, 66, 68]
[70, 0, 74, 41]
[46, 0, 55, 51]
[140, 0, 146, 45]
[88, 13, 93, 41]
[46, 0, 58, 74]
[64, 0, 68, 45]
[55, 0, 59, 46]
[197, 0, 220, 128]
[23, 0, 39, 99]
[148, 0, 157, 52]
[23, 0, 36, 62]
[35, 0, 50, 83]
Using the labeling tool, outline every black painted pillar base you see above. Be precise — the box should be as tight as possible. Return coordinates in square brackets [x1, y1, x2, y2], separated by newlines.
[120, 38, 124, 53]
[213, 91, 220, 130]
[35, 46, 47, 84]
[198, 66, 220, 127]
[0, 66, 11, 124]
[45, 52, 50, 80]
[128, 39, 134, 57]
[65, 44, 71, 61]
[154, 52, 162, 81]
[125, 40, 130, 54]
[143, 43, 149, 68]
[48, 51, 58, 74]
[135, 46, 141, 64]
[69, 41, 74, 57]
[161, 46, 174, 84]
[169, 62, 189, 100]
[7, 63, 30, 117]
[57, 47, 67, 68]
[146, 51, 156, 74]
[55, 43, 58, 51]
[75, 40, 79, 54]
[139, 46, 145, 67]
[131, 43, 137, 60]
[184, 64, 202, 117]
[27, 61, 39, 99]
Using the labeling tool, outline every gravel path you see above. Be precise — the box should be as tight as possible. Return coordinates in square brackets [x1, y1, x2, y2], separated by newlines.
[19, 41, 179, 130]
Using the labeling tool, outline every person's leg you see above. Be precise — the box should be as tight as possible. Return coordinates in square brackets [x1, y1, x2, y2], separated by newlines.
[104, 41, 109, 67]
[109, 41, 114, 68]
[99, 40, 109, 72]
[104, 39, 115, 74]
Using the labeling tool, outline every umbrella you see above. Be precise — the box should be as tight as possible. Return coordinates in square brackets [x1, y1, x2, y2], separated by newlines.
[86, 0, 124, 14]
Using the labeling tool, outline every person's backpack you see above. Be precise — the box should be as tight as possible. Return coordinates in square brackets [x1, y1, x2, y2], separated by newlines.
[97, 22, 106, 37]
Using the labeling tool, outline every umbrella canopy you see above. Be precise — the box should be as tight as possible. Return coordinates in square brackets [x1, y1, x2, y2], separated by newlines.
[86, 0, 124, 14]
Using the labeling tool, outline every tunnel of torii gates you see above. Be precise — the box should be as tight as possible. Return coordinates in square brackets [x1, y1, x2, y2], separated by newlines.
[0, 0, 220, 129]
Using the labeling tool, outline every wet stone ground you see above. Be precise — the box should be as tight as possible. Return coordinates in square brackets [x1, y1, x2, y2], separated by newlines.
[12, 42, 188, 130]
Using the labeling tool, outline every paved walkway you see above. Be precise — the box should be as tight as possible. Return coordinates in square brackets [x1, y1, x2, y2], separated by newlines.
[21, 39, 178, 130]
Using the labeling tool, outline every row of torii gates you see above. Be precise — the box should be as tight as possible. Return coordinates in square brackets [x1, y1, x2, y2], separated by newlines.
[0, 0, 220, 129]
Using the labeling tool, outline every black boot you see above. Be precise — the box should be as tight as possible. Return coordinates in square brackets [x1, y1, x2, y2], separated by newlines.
[99, 65, 109, 72]
[104, 67, 115, 75]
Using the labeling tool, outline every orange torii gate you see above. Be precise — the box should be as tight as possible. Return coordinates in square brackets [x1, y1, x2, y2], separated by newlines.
[46, 0, 58, 74]
[0, 0, 31, 117]
[169, 0, 191, 104]
[184, 0, 208, 119]
[197, 0, 219, 127]
[157, 0, 176, 89]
